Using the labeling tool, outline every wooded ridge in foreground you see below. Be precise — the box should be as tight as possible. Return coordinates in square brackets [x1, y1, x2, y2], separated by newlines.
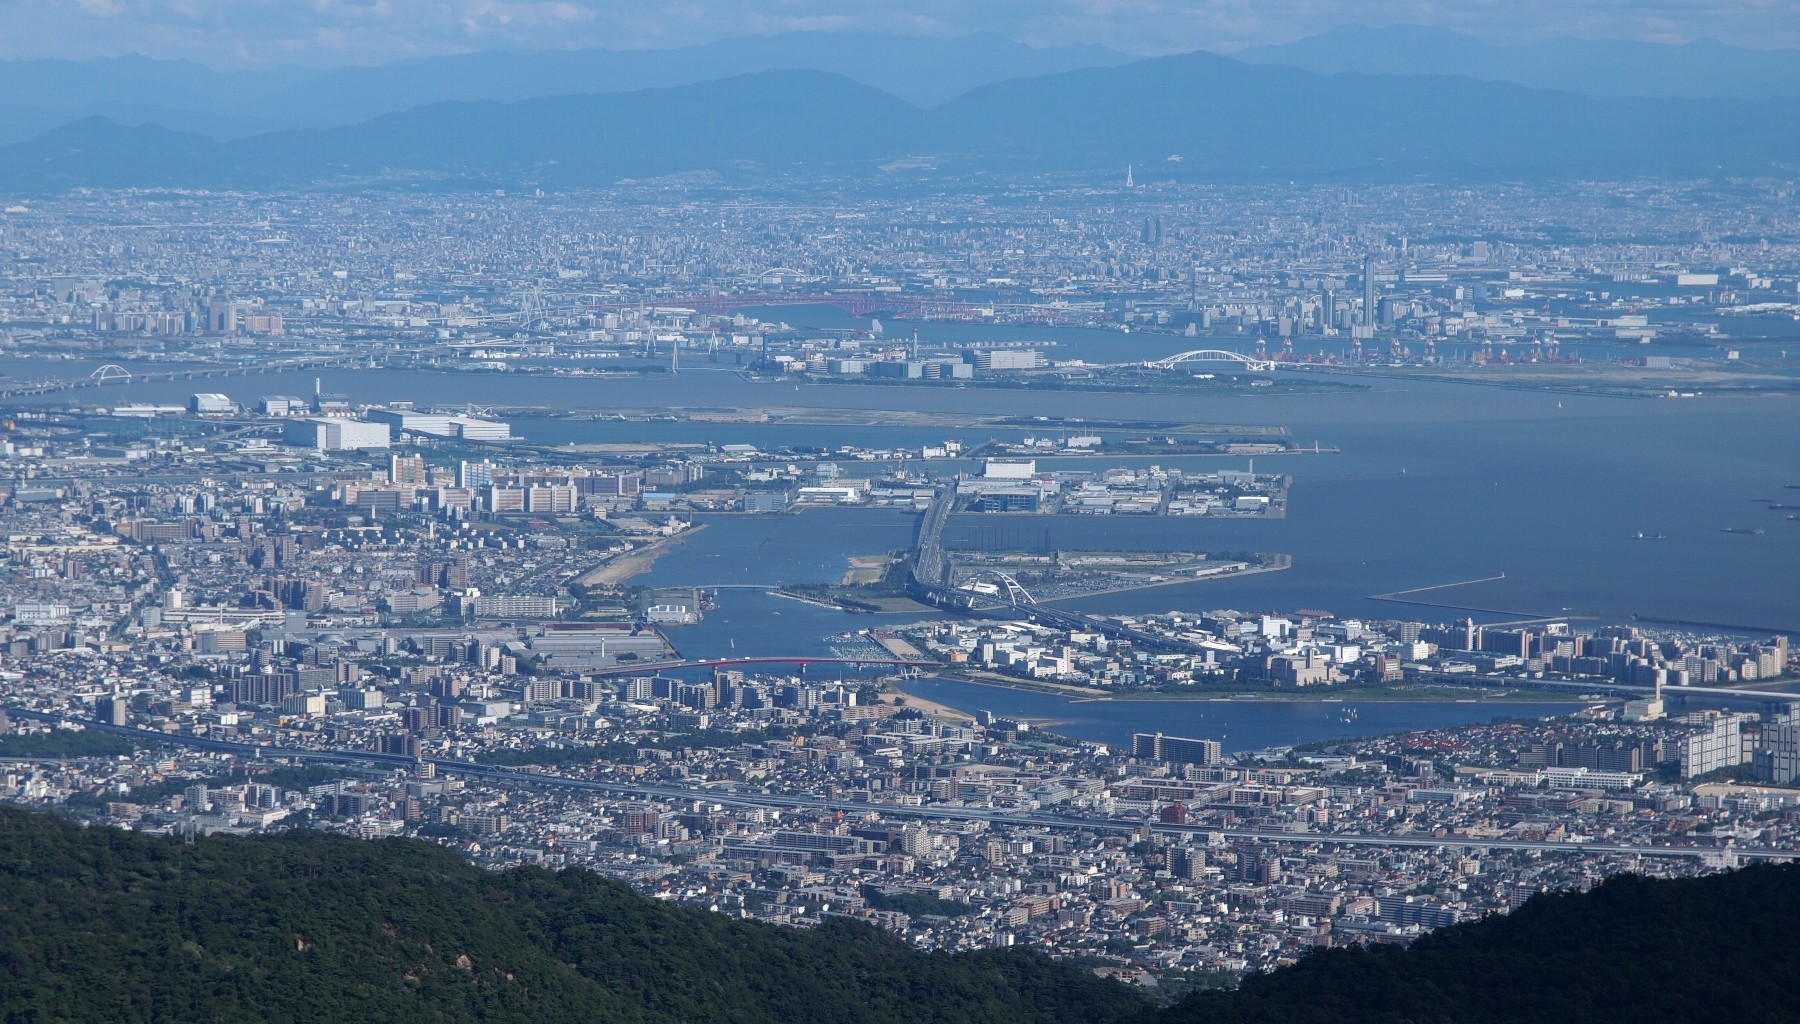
[0, 807, 1795, 1023]
[0, 807, 1143, 1024]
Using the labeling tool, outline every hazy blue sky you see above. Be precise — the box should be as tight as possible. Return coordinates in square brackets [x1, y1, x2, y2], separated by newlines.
[6, 0, 1798, 68]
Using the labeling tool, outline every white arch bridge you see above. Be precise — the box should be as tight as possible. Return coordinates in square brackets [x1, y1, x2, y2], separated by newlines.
[957, 570, 1038, 608]
[1142, 349, 1277, 372]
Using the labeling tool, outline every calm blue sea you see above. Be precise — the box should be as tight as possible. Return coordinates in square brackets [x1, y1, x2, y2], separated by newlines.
[13, 324, 1797, 636]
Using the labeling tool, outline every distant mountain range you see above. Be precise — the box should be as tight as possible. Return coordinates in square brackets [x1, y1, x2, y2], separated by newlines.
[4, 26, 1798, 153]
[2, 26, 1796, 188]
[1236, 26, 1800, 101]
[3, 50, 1795, 191]
[929, 53, 1799, 180]
[0, 32, 1131, 145]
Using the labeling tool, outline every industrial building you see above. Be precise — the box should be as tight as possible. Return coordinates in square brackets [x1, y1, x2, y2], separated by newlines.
[283, 417, 391, 451]
[367, 408, 512, 441]
[258, 396, 308, 416]
[973, 350, 1045, 371]
[471, 594, 559, 619]
[188, 393, 234, 415]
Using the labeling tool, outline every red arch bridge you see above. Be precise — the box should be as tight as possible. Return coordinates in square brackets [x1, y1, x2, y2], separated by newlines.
[591, 657, 939, 677]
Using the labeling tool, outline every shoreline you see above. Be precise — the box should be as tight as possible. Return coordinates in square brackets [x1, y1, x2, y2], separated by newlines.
[839, 554, 890, 586]
[499, 403, 1296, 435]
[879, 691, 975, 724]
[578, 524, 708, 587]
[1036, 559, 1290, 604]
[909, 672, 1593, 705]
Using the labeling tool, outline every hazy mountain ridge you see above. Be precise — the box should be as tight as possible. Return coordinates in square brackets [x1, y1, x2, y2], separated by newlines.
[5, 26, 1796, 151]
[0, 117, 231, 190]
[0, 32, 1130, 145]
[253, 32, 1131, 122]
[933, 52, 1800, 180]
[252, 70, 933, 185]
[1235, 25, 1800, 100]
[4, 53, 1795, 191]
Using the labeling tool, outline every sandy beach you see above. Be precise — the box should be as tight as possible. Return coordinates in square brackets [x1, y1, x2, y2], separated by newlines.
[880, 691, 975, 724]
[838, 554, 891, 585]
[579, 524, 707, 587]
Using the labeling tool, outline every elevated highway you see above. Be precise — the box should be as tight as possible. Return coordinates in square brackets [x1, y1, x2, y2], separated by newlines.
[0, 356, 367, 400]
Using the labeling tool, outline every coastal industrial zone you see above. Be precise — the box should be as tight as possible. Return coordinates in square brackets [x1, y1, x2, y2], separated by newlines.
[0, 182, 1796, 403]
[0, 181, 1796, 986]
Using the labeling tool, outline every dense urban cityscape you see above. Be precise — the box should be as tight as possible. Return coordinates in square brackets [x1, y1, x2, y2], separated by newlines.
[0, 176, 1795, 992]
[1, 183, 1795, 399]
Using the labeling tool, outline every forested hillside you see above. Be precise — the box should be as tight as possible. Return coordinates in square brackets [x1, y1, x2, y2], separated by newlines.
[1164, 863, 1800, 1024]
[0, 808, 1144, 1024]
[2, 806, 1795, 1024]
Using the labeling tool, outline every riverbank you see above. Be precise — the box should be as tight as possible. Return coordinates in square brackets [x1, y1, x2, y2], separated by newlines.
[930, 669, 1591, 704]
[579, 525, 708, 587]
[499, 403, 1296, 435]
[840, 554, 890, 586]
[878, 690, 975, 724]
[896, 676, 1582, 752]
